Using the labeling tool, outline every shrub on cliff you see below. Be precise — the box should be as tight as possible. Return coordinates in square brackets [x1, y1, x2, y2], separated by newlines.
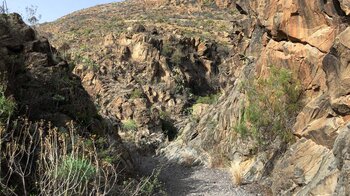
[0, 86, 15, 123]
[235, 65, 302, 145]
[195, 93, 220, 105]
[122, 119, 138, 131]
[171, 49, 185, 65]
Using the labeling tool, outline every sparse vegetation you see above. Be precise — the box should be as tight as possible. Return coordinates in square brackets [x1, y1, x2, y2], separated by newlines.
[56, 156, 96, 181]
[229, 161, 245, 186]
[25, 5, 41, 26]
[0, 86, 15, 123]
[122, 119, 138, 131]
[130, 88, 144, 99]
[0, 119, 118, 195]
[195, 93, 220, 105]
[122, 168, 165, 196]
[161, 41, 173, 57]
[138, 169, 163, 195]
[0, 0, 8, 14]
[235, 65, 302, 144]
[171, 49, 185, 65]
[81, 56, 99, 70]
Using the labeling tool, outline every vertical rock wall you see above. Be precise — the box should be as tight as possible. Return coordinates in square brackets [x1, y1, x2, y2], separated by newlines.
[163, 0, 350, 194]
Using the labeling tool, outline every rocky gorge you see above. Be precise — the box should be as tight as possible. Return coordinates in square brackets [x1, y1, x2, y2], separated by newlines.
[1, 0, 350, 195]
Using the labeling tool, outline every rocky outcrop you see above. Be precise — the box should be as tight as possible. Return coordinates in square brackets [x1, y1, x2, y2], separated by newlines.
[70, 24, 224, 153]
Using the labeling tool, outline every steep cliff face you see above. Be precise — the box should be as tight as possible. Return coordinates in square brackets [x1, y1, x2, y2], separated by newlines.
[162, 0, 350, 194]
[238, 2, 350, 194]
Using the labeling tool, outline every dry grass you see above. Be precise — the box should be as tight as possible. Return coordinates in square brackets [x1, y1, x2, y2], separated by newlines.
[230, 162, 243, 186]
[180, 152, 197, 167]
[229, 158, 254, 186]
[208, 153, 228, 168]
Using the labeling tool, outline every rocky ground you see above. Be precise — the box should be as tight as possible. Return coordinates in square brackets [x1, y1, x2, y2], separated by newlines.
[133, 154, 268, 196]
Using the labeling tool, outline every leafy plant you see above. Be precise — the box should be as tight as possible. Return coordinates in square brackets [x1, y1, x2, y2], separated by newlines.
[235, 65, 302, 144]
[1, 119, 118, 195]
[122, 119, 138, 131]
[195, 93, 220, 105]
[130, 88, 143, 99]
[161, 41, 173, 57]
[0, 86, 15, 123]
[57, 156, 96, 181]
[139, 169, 163, 196]
[171, 48, 185, 65]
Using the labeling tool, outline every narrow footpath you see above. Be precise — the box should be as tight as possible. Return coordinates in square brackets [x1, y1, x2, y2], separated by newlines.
[133, 154, 269, 196]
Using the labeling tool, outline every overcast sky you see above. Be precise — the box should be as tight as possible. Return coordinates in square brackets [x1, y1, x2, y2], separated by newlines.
[4, 0, 119, 23]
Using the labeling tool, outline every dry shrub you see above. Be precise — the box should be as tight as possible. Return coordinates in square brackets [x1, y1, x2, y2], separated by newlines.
[180, 152, 196, 167]
[0, 118, 118, 195]
[229, 158, 254, 186]
[230, 162, 243, 186]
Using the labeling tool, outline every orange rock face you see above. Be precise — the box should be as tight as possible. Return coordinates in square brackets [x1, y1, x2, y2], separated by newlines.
[163, 0, 350, 194]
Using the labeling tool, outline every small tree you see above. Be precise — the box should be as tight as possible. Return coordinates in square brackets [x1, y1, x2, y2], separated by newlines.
[25, 5, 41, 26]
[235, 65, 302, 145]
[0, 0, 8, 14]
[171, 49, 185, 65]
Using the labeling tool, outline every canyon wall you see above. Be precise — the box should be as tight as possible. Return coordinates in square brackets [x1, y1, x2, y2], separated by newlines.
[163, 0, 350, 194]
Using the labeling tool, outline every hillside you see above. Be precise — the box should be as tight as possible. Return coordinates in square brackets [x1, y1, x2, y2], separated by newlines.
[5, 0, 350, 195]
[38, 0, 238, 153]
[39, 0, 234, 51]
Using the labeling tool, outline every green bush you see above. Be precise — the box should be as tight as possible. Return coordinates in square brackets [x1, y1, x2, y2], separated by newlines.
[161, 41, 173, 57]
[195, 93, 220, 105]
[171, 49, 185, 65]
[235, 65, 302, 144]
[57, 156, 96, 181]
[130, 88, 143, 99]
[0, 86, 15, 123]
[139, 169, 163, 196]
[81, 56, 99, 70]
[122, 119, 138, 131]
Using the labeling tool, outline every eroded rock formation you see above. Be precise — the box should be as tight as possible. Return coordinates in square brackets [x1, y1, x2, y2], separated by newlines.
[69, 24, 224, 153]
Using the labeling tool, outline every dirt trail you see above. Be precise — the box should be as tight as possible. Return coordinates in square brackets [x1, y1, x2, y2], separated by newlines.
[133, 154, 263, 196]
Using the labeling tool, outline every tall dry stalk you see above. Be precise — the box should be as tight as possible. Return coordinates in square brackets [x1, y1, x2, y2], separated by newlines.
[0, 119, 119, 196]
[37, 121, 118, 196]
